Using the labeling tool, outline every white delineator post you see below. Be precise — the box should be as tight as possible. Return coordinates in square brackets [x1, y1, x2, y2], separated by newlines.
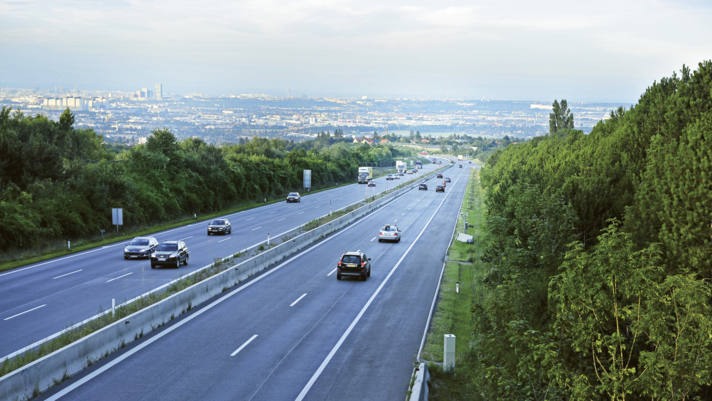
[112, 298, 116, 317]
[444, 334, 456, 372]
[267, 233, 270, 246]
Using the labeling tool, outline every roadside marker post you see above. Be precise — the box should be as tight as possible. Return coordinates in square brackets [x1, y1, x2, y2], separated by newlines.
[267, 233, 270, 246]
[112, 299, 115, 317]
[444, 334, 456, 372]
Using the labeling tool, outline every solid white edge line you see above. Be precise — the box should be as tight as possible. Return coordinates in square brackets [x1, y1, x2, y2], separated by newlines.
[295, 166, 464, 401]
[246, 217, 255, 221]
[52, 270, 83, 280]
[251, 227, 262, 231]
[231, 335, 259, 357]
[4, 304, 47, 321]
[327, 268, 336, 277]
[218, 237, 232, 243]
[106, 272, 132, 283]
[289, 293, 307, 307]
[277, 218, 286, 222]
[45, 175, 425, 400]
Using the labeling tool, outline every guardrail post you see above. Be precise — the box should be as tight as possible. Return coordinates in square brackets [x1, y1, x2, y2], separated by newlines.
[112, 299, 115, 317]
[444, 334, 456, 372]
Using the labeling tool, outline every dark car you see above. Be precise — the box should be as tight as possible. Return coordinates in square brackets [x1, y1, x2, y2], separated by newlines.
[419, 183, 428, 190]
[151, 241, 189, 269]
[468, 161, 472, 164]
[445, 177, 451, 183]
[368, 180, 376, 187]
[386, 174, 395, 180]
[124, 236, 159, 259]
[207, 219, 231, 235]
[459, 165, 463, 168]
[436, 185, 445, 192]
[436, 173, 443, 178]
[337, 251, 371, 281]
[398, 172, 404, 177]
[286, 192, 301, 203]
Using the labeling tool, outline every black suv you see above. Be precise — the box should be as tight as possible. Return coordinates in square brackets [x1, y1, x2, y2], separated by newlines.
[436, 173, 443, 178]
[151, 241, 189, 269]
[436, 185, 445, 192]
[337, 251, 371, 281]
[419, 183, 427, 190]
[207, 219, 231, 235]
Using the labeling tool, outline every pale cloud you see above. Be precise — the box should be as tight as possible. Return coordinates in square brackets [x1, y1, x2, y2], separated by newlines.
[0, 0, 710, 101]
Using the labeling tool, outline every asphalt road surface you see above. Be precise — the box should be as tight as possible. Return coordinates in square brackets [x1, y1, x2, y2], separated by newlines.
[0, 161, 447, 359]
[38, 162, 469, 401]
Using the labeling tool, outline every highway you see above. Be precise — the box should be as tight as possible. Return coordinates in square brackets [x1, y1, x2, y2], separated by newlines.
[0, 161, 449, 359]
[38, 159, 469, 401]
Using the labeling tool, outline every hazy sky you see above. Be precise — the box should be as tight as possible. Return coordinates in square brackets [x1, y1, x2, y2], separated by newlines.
[1, 0, 710, 102]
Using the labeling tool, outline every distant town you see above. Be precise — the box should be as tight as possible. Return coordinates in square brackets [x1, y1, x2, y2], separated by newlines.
[0, 85, 622, 145]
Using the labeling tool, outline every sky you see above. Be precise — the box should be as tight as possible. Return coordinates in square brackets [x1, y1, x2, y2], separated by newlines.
[1, 0, 711, 102]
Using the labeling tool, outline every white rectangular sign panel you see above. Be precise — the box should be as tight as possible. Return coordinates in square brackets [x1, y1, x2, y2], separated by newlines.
[303, 170, 312, 189]
[112, 208, 123, 225]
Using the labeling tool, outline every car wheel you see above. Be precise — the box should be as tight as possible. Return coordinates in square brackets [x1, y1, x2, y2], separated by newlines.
[336, 273, 341, 280]
[208, 231, 211, 236]
[151, 264, 155, 269]
[367, 268, 371, 277]
[184, 255, 189, 265]
[176, 258, 180, 269]
[124, 256, 129, 260]
[362, 273, 368, 281]
[378, 239, 382, 242]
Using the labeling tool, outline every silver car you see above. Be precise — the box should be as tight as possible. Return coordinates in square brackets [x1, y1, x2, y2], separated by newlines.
[378, 224, 401, 243]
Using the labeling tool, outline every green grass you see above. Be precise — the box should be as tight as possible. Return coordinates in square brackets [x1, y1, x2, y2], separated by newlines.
[420, 168, 487, 398]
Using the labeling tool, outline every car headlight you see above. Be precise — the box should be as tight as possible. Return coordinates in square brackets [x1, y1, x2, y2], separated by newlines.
[151, 254, 157, 258]
[124, 247, 129, 252]
[170, 253, 177, 258]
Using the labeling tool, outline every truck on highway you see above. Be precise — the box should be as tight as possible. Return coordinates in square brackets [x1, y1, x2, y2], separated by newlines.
[458, 155, 464, 161]
[358, 167, 372, 184]
[396, 161, 406, 174]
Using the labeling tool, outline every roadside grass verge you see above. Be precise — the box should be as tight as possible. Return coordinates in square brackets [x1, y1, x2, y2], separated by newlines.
[0, 179, 359, 274]
[420, 168, 487, 399]
[0, 164, 449, 381]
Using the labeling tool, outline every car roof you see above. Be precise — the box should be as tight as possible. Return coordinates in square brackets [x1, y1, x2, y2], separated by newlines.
[342, 251, 362, 256]
[163, 241, 178, 244]
[133, 236, 152, 240]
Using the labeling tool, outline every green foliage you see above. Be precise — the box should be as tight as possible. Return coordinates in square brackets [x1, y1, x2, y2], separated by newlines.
[469, 61, 712, 399]
[0, 112, 403, 251]
[549, 99, 574, 133]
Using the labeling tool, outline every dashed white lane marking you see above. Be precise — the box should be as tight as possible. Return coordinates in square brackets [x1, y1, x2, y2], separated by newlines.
[298, 212, 304, 214]
[402, 213, 405, 215]
[394, 219, 398, 222]
[106, 272, 133, 283]
[231, 335, 258, 357]
[290, 294, 307, 307]
[371, 237, 376, 241]
[251, 227, 262, 231]
[408, 208, 411, 210]
[4, 305, 47, 321]
[269, 211, 277, 214]
[179, 236, 193, 241]
[277, 218, 286, 222]
[246, 217, 255, 221]
[327, 268, 336, 276]
[53, 270, 83, 280]
[218, 237, 232, 243]
[314, 206, 320, 208]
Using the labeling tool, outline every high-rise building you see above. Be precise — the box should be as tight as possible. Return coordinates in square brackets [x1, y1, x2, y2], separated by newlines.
[155, 84, 163, 100]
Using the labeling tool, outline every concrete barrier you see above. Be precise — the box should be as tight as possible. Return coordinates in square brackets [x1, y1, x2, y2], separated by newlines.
[0, 165, 452, 400]
[408, 363, 429, 401]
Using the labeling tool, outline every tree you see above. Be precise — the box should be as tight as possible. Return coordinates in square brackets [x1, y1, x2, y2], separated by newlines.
[549, 99, 574, 133]
[415, 131, 422, 141]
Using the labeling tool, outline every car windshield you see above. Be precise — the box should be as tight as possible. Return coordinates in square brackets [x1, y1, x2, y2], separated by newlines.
[342, 255, 361, 264]
[288, 193, 299, 196]
[210, 220, 225, 225]
[129, 239, 149, 246]
[382, 225, 397, 232]
[157, 244, 178, 251]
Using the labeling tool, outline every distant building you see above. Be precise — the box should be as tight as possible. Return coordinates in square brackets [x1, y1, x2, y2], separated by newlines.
[43, 97, 87, 111]
[155, 84, 163, 100]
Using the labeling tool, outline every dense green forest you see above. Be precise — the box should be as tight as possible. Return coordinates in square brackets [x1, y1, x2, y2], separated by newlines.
[469, 61, 712, 399]
[0, 111, 411, 251]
